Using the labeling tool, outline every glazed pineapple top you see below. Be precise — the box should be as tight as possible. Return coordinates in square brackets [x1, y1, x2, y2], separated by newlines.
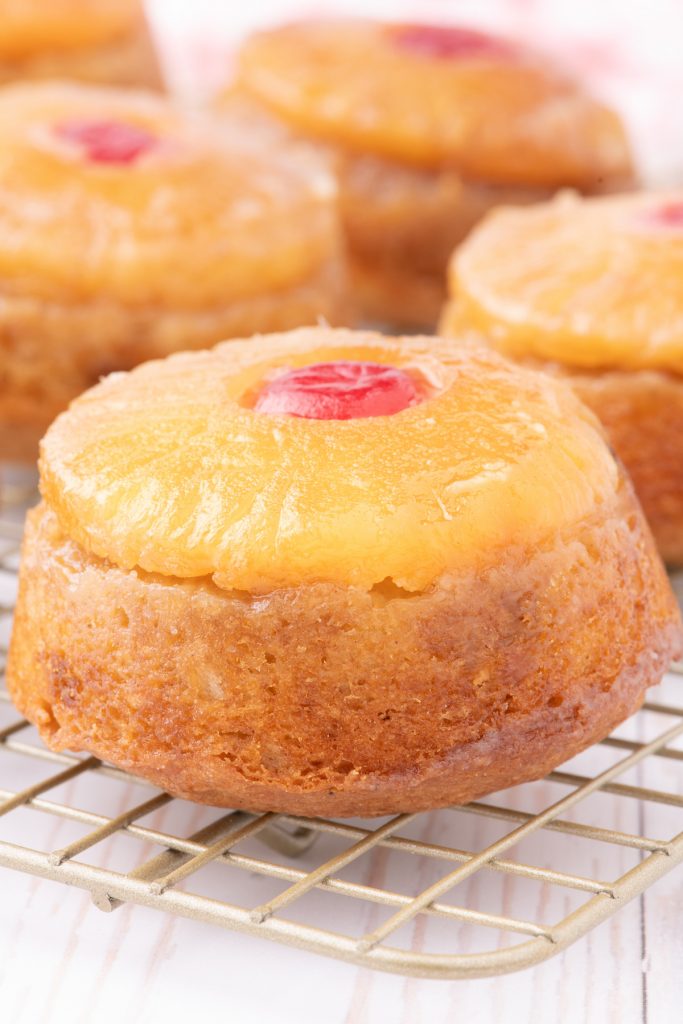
[0, 82, 338, 307]
[0, 0, 143, 59]
[234, 19, 632, 188]
[40, 327, 618, 593]
[448, 191, 683, 373]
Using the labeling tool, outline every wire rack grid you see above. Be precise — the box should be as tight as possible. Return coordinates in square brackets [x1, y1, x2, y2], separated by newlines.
[0, 473, 682, 981]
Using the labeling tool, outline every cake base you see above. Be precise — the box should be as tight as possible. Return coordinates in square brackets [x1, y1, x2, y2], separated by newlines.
[0, 15, 163, 90]
[8, 481, 680, 817]
[565, 366, 683, 567]
[341, 154, 556, 328]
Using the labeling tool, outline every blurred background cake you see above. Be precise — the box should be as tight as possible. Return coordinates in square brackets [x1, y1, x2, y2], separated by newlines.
[0, 0, 162, 89]
[8, 327, 681, 814]
[224, 19, 633, 330]
[0, 80, 345, 460]
[442, 189, 683, 564]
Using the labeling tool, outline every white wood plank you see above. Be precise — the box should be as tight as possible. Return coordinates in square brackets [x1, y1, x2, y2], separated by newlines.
[636, 672, 683, 1024]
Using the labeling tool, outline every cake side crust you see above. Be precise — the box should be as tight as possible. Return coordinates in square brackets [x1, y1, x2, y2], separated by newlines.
[7, 482, 681, 817]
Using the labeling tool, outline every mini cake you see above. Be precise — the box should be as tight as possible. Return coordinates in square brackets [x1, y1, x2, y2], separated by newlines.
[0, 81, 345, 461]
[228, 20, 634, 328]
[7, 327, 681, 817]
[442, 190, 683, 564]
[0, 0, 161, 89]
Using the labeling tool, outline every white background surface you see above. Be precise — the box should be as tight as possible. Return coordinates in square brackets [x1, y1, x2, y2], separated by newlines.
[1, 2, 683, 1022]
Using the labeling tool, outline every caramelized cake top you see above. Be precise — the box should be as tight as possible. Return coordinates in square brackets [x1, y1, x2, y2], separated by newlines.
[40, 327, 617, 592]
[448, 190, 683, 372]
[0, 81, 339, 307]
[234, 19, 632, 187]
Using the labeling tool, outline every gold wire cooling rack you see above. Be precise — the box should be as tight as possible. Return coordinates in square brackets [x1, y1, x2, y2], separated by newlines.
[0, 472, 682, 981]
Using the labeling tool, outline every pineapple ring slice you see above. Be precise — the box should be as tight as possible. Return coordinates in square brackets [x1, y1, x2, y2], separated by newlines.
[0, 82, 338, 307]
[235, 19, 632, 188]
[450, 191, 683, 374]
[40, 327, 618, 593]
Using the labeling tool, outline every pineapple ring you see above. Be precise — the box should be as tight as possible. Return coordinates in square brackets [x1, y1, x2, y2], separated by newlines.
[235, 19, 631, 187]
[0, 82, 338, 306]
[449, 191, 683, 373]
[40, 327, 618, 593]
[0, 0, 141, 59]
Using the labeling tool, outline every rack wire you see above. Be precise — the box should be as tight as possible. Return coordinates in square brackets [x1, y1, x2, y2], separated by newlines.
[0, 471, 681, 980]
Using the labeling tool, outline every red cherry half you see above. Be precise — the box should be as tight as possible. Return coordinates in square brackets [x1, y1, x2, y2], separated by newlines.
[254, 361, 421, 420]
[389, 23, 516, 61]
[639, 201, 683, 232]
[54, 119, 157, 165]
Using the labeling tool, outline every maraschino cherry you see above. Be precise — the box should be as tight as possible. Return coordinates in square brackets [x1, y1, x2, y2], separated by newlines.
[641, 201, 683, 231]
[389, 23, 515, 61]
[55, 119, 157, 165]
[254, 361, 420, 420]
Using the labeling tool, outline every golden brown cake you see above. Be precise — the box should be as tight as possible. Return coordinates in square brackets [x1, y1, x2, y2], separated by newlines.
[442, 190, 683, 564]
[0, 81, 345, 461]
[227, 19, 635, 328]
[7, 327, 681, 816]
[0, 0, 162, 89]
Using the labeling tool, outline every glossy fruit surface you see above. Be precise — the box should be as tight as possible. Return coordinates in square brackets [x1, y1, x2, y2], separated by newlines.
[451, 191, 683, 372]
[235, 19, 632, 186]
[0, 81, 338, 306]
[40, 327, 617, 593]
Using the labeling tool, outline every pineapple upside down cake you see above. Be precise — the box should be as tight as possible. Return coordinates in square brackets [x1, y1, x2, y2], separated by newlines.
[7, 327, 681, 816]
[443, 190, 683, 565]
[0, 81, 345, 460]
[227, 19, 635, 329]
